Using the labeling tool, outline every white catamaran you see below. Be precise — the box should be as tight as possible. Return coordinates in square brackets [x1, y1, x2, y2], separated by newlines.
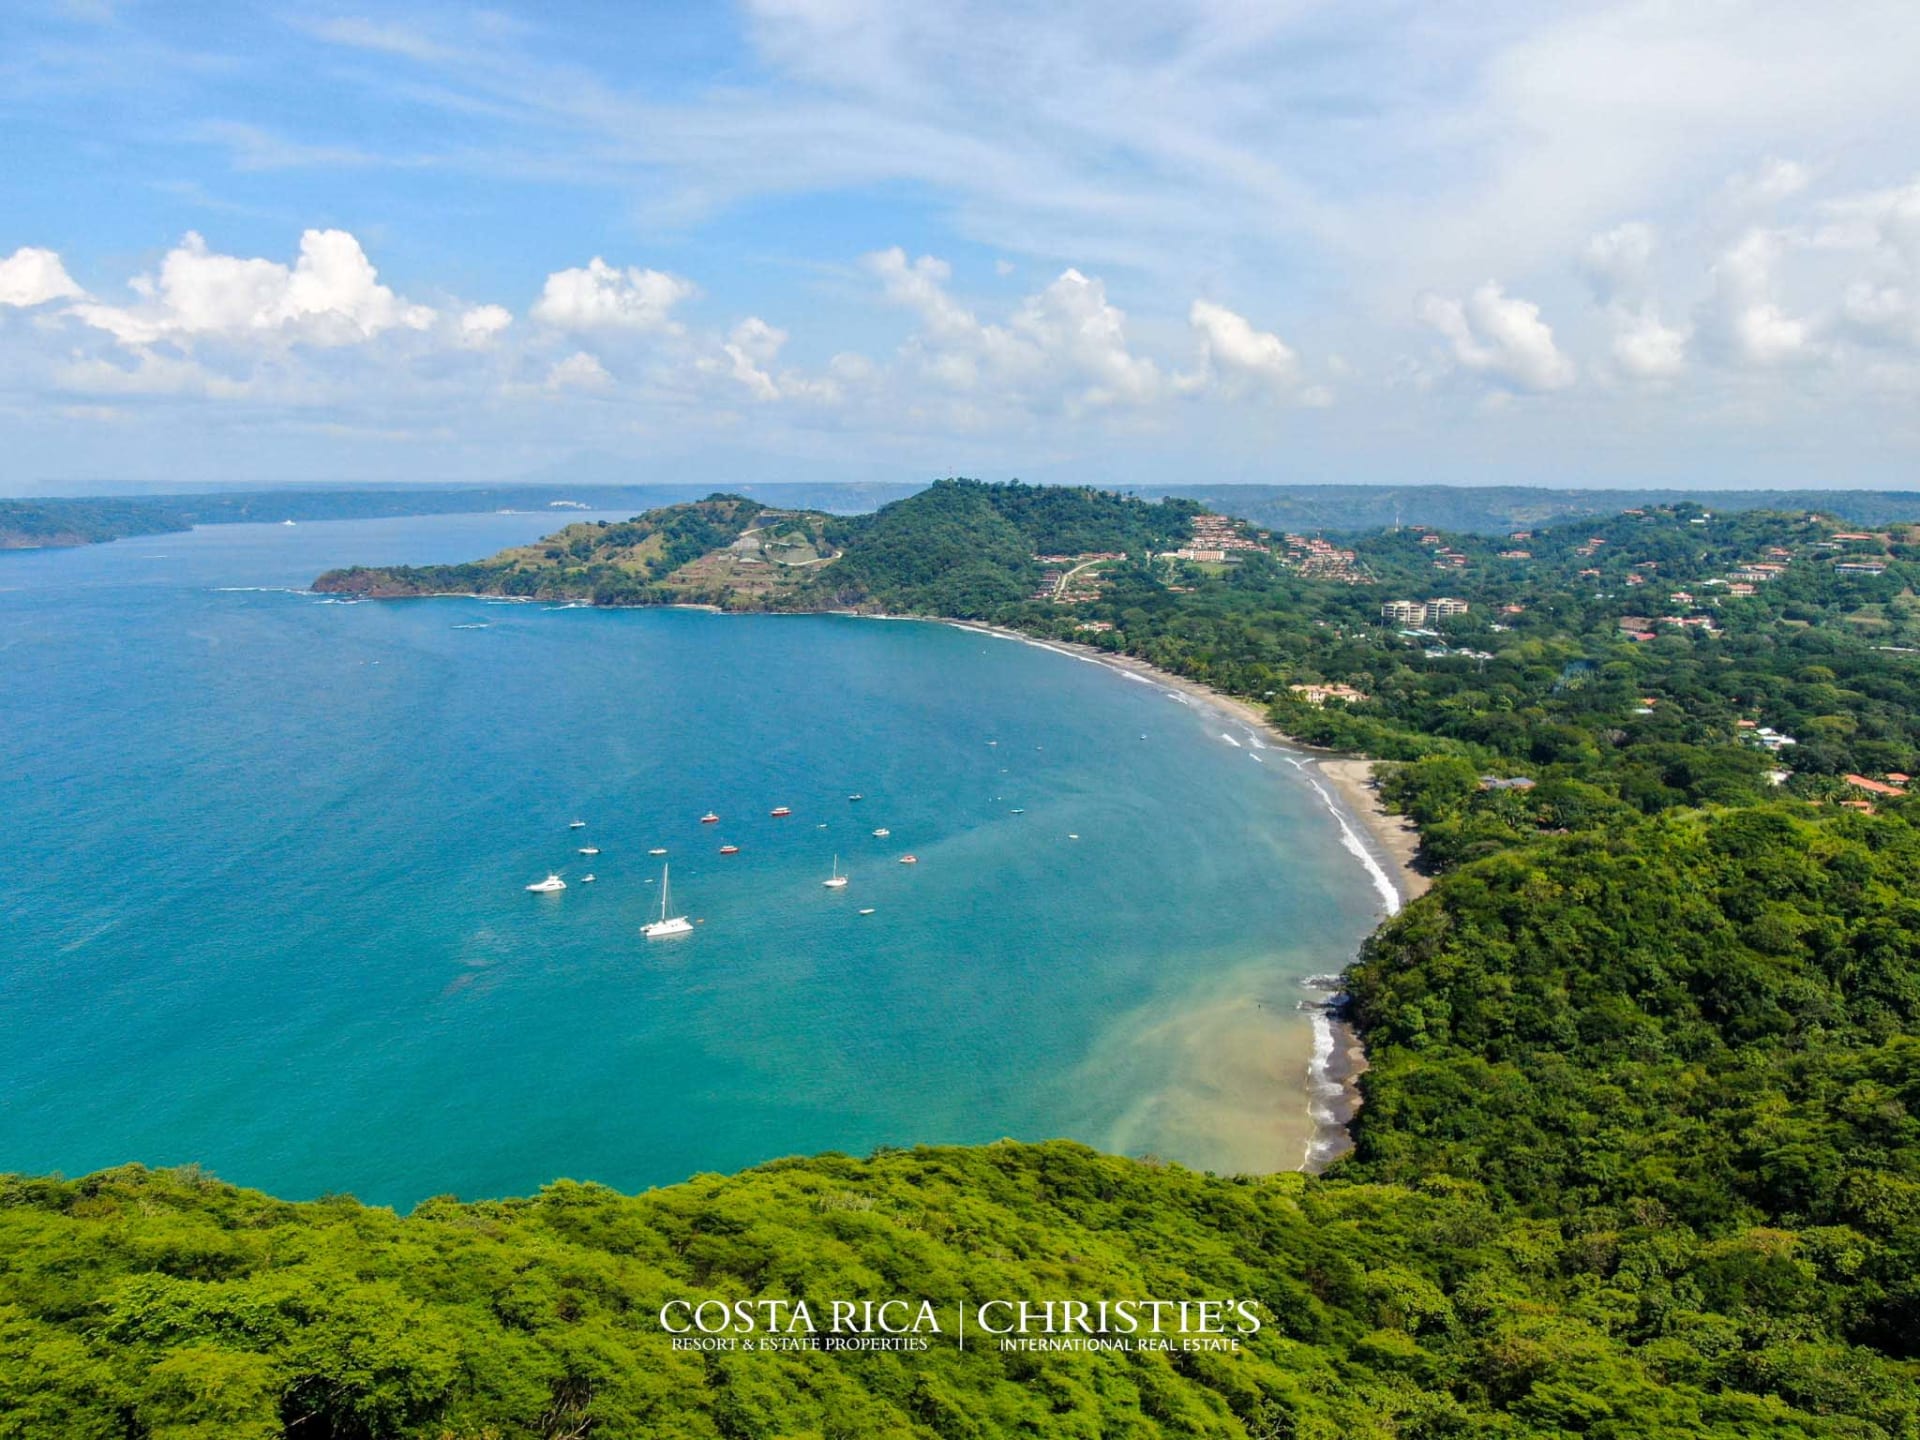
[643, 863, 694, 937]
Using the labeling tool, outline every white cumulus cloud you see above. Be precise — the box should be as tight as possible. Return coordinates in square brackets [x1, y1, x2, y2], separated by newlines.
[864, 248, 1160, 412]
[458, 304, 513, 347]
[71, 230, 435, 347]
[1186, 300, 1302, 398]
[1583, 223, 1687, 380]
[0, 247, 85, 307]
[1701, 229, 1813, 366]
[1611, 309, 1689, 380]
[1419, 282, 1575, 392]
[531, 258, 697, 333]
[544, 350, 614, 392]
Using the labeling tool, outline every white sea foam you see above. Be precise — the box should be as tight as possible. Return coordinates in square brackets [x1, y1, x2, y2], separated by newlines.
[1286, 757, 1401, 917]
[1298, 987, 1352, 1168]
[1219, 732, 1242, 748]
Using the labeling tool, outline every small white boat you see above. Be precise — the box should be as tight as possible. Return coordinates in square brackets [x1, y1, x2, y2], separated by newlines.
[1068, 833, 1080, 841]
[873, 827, 890, 838]
[581, 874, 597, 883]
[643, 863, 694, 938]
[526, 873, 566, 893]
[848, 793, 864, 801]
[648, 847, 668, 856]
[1010, 808, 1025, 815]
[858, 908, 875, 915]
[282, 519, 297, 527]
[569, 820, 587, 829]
[578, 846, 600, 856]
[823, 855, 849, 889]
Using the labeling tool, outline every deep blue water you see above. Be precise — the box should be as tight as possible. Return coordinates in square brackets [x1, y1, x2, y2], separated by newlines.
[0, 514, 1387, 1206]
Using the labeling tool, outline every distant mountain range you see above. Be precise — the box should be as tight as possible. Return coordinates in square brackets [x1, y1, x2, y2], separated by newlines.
[7, 478, 1920, 552]
[1152, 483, 1920, 535]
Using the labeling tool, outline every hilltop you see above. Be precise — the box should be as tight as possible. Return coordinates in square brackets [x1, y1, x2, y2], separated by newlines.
[21, 478, 1915, 1436]
[314, 479, 1203, 612]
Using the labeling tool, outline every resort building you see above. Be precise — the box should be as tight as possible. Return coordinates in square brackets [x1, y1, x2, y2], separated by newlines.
[1383, 597, 1468, 626]
[1289, 682, 1369, 706]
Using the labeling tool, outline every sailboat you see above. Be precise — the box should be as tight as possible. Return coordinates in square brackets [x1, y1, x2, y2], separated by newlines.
[642, 863, 694, 938]
[823, 855, 849, 889]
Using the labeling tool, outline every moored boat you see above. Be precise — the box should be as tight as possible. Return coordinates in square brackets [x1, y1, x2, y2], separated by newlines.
[642, 864, 693, 938]
[526, 873, 566, 893]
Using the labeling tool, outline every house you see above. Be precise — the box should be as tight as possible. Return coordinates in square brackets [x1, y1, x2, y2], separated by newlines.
[1846, 774, 1906, 797]
[1289, 682, 1369, 706]
[1479, 775, 1538, 792]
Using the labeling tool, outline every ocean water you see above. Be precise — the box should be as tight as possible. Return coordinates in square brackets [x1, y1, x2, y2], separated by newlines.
[0, 514, 1389, 1207]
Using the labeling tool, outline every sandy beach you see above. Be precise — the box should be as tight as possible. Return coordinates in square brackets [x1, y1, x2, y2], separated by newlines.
[942, 620, 1427, 908]
[942, 618, 1429, 1174]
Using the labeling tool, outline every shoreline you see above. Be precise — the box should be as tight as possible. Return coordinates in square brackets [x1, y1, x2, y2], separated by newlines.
[938, 619, 1427, 907]
[937, 618, 1424, 1174]
[300, 586, 1423, 1173]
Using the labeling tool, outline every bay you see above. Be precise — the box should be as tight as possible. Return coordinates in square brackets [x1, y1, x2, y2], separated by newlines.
[0, 513, 1387, 1206]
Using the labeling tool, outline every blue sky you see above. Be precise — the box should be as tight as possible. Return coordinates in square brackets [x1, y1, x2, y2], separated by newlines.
[3, 1, 1919, 491]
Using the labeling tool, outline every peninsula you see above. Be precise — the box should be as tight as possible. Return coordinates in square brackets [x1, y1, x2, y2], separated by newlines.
[7, 481, 1919, 1436]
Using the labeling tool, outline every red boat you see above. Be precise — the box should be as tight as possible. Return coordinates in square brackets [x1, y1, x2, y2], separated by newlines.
[700, 812, 720, 823]
[719, 844, 740, 855]
[769, 806, 792, 817]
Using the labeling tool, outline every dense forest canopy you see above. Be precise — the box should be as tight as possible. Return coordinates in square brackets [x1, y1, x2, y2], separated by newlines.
[11, 479, 1920, 1434]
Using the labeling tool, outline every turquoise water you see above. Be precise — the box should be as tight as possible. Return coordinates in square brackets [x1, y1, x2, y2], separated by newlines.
[0, 515, 1387, 1207]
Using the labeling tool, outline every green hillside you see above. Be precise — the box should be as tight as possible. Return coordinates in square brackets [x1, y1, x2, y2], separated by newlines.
[15, 481, 1920, 1435]
[7, 1124, 1917, 1439]
[313, 479, 1200, 614]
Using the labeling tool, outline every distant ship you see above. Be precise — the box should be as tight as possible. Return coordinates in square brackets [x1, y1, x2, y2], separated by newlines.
[701, 812, 720, 824]
[823, 855, 848, 889]
[770, 806, 792, 817]
[848, 793, 864, 801]
[719, 844, 740, 855]
[648, 847, 668, 856]
[858, 908, 876, 915]
[578, 846, 599, 856]
[526, 874, 566, 893]
[873, 827, 890, 838]
[581, 874, 596, 883]
[899, 854, 918, 865]
[642, 864, 693, 938]
[569, 820, 587, 829]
